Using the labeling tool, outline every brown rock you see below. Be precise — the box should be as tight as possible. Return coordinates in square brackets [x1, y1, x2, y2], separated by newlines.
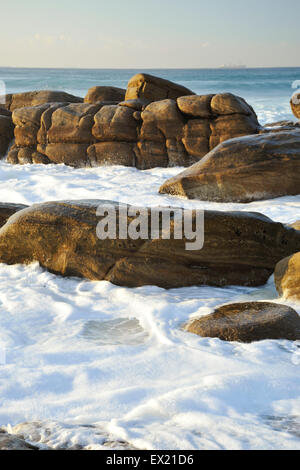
[135, 141, 168, 169]
[185, 302, 300, 342]
[0, 203, 28, 227]
[182, 119, 210, 159]
[0, 202, 300, 289]
[87, 142, 136, 166]
[160, 130, 300, 202]
[119, 98, 150, 111]
[47, 103, 102, 144]
[177, 95, 214, 118]
[0, 431, 38, 450]
[209, 114, 259, 148]
[125, 73, 194, 102]
[291, 93, 300, 119]
[1, 90, 82, 112]
[0, 108, 14, 157]
[92, 105, 137, 142]
[211, 93, 255, 116]
[84, 86, 125, 104]
[275, 252, 300, 300]
[290, 221, 300, 231]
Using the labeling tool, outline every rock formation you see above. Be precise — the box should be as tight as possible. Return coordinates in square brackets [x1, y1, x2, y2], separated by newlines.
[159, 130, 300, 202]
[125, 73, 194, 102]
[185, 302, 300, 342]
[0, 201, 300, 289]
[0, 203, 28, 228]
[6, 82, 260, 169]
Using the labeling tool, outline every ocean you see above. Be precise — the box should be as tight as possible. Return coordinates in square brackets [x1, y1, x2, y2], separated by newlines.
[1, 67, 300, 124]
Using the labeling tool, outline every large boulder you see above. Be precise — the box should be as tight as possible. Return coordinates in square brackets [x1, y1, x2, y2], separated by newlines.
[275, 252, 300, 301]
[1, 90, 83, 112]
[185, 302, 300, 343]
[159, 130, 300, 202]
[0, 203, 28, 228]
[125, 73, 194, 102]
[0, 107, 14, 157]
[290, 221, 300, 231]
[0, 202, 300, 288]
[84, 86, 126, 104]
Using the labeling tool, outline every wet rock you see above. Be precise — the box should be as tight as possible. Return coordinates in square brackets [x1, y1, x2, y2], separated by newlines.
[125, 73, 194, 102]
[159, 130, 300, 202]
[0, 108, 14, 157]
[275, 252, 300, 301]
[185, 302, 300, 342]
[0, 201, 300, 288]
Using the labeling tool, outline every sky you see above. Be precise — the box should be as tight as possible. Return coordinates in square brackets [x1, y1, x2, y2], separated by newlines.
[0, 0, 299, 68]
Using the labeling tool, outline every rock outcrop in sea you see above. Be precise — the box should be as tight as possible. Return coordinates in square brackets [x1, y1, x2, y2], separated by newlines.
[2, 73, 260, 168]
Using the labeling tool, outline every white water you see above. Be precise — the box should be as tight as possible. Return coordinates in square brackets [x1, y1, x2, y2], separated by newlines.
[0, 161, 299, 450]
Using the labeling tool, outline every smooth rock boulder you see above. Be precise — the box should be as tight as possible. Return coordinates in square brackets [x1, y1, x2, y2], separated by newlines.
[0, 203, 28, 227]
[84, 86, 126, 104]
[291, 93, 300, 119]
[160, 130, 300, 202]
[275, 252, 300, 300]
[1, 90, 83, 112]
[125, 73, 194, 102]
[0, 108, 14, 157]
[0, 430, 38, 450]
[290, 221, 300, 231]
[1, 202, 300, 288]
[185, 302, 300, 342]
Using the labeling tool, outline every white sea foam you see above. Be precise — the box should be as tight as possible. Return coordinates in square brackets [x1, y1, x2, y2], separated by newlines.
[0, 161, 299, 450]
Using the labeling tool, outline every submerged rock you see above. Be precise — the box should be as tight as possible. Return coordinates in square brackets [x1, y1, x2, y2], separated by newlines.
[0, 203, 28, 228]
[275, 252, 300, 301]
[0, 201, 300, 288]
[185, 302, 300, 342]
[159, 130, 300, 202]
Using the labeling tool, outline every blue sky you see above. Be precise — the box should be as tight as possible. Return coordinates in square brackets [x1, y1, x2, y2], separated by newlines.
[1, 0, 299, 68]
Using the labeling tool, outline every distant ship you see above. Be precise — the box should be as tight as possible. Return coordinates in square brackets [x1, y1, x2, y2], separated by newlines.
[219, 64, 247, 69]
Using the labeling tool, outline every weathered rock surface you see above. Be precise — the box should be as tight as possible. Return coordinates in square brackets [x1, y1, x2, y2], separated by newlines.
[275, 252, 300, 301]
[6, 80, 259, 169]
[0, 108, 14, 157]
[291, 93, 300, 119]
[185, 302, 300, 342]
[125, 73, 194, 102]
[1, 201, 300, 289]
[0, 90, 83, 112]
[84, 86, 126, 104]
[0, 203, 28, 228]
[159, 130, 300, 202]
[0, 429, 38, 450]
